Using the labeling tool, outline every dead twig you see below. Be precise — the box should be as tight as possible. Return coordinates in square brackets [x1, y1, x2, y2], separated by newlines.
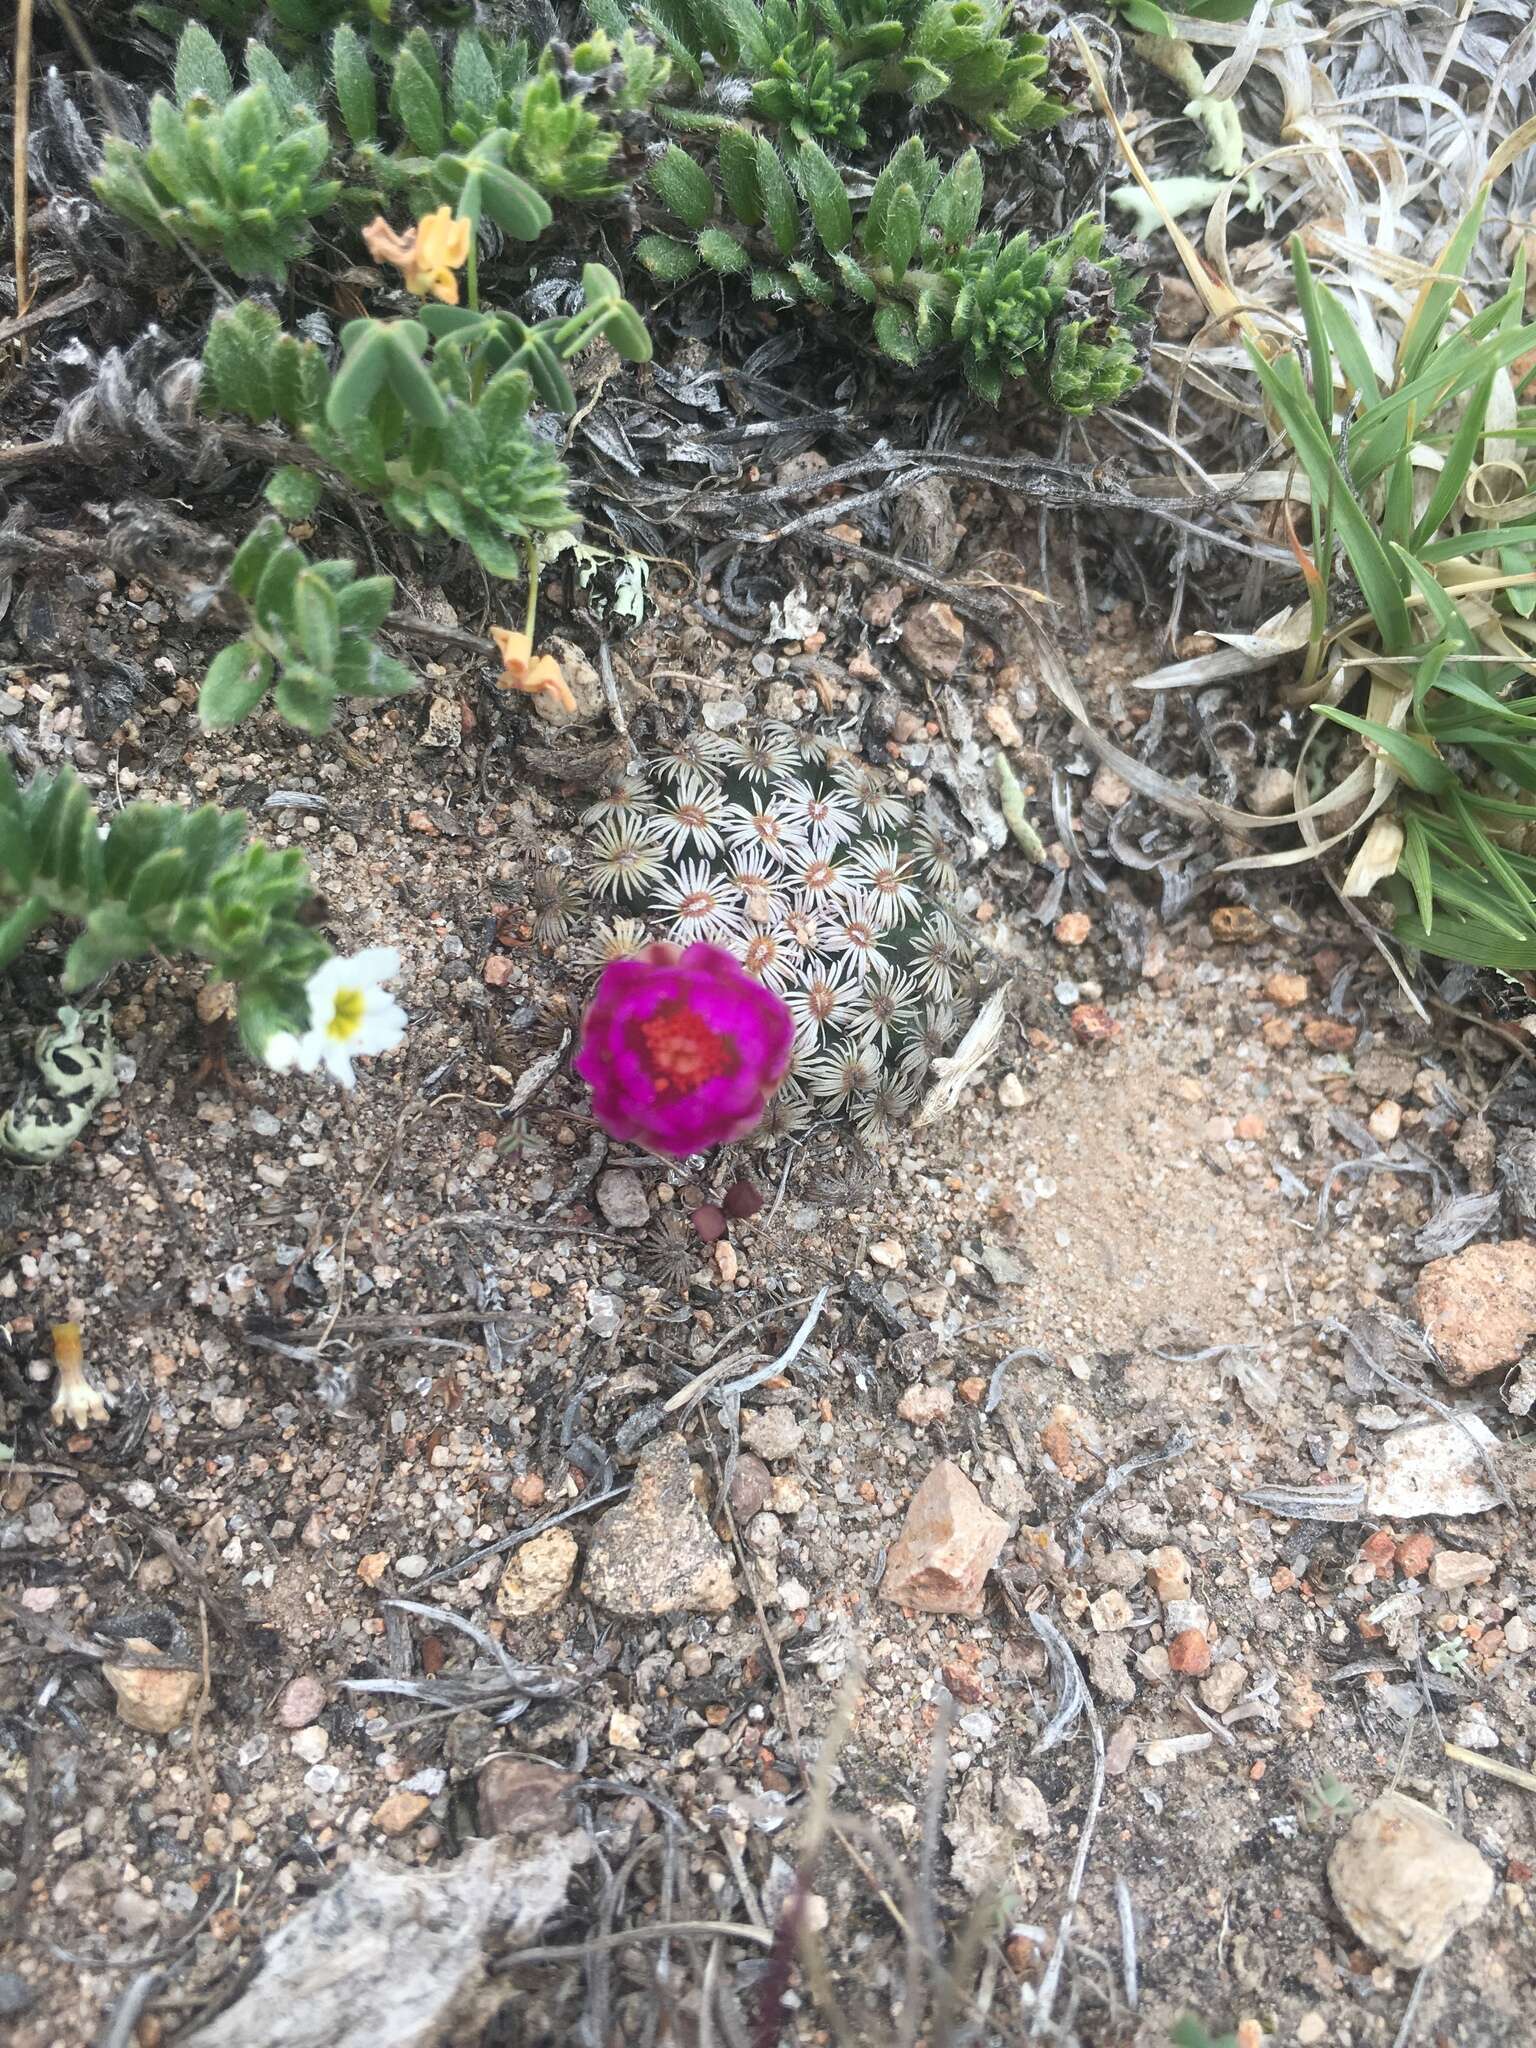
[96, 1970, 164, 2048]
[505, 1920, 776, 1967]
[1026, 1611, 1106, 2035]
[125, 1519, 248, 1642]
[12, 0, 34, 351]
[0, 278, 103, 349]
[189, 1598, 212, 1813]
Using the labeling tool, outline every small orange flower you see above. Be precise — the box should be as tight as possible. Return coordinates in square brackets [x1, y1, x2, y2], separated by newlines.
[362, 206, 471, 305]
[490, 627, 578, 715]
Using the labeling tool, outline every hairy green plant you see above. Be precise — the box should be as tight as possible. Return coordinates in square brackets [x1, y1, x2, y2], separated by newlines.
[201, 518, 412, 736]
[1107, 0, 1258, 39]
[1169, 2023, 1242, 2048]
[595, 0, 1065, 147]
[93, 24, 340, 280]
[199, 265, 650, 581]
[0, 758, 329, 1055]
[1294, 1769, 1356, 1830]
[135, 0, 391, 36]
[1237, 206, 1536, 972]
[336, 23, 669, 212]
[100, 21, 664, 286]
[642, 132, 1149, 406]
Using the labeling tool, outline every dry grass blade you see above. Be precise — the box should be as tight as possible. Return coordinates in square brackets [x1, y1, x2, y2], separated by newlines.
[12, 0, 34, 353]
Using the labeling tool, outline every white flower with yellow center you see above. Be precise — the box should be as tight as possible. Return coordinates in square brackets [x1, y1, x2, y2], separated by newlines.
[265, 948, 407, 1088]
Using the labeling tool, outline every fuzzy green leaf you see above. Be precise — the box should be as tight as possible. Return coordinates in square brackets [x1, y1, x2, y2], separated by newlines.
[718, 125, 764, 227]
[64, 905, 153, 990]
[273, 668, 338, 734]
[757, 140, 800, 258]
[227, 518, 287, 603]
[450, 31, 502, 129]
[331, 24, 378, 146]
[791, 138, 852, 253]
[293, 569, 342, 673]
[334, 574, 396, 635]
[175, 21, 233, 107]
[265, 464, 323, 521]
[637, 232, 703, 282]
[202, 300, 280, 423]
[391, 42, 446, 155]
[199, 639, 274, 730]
[698, 226, 750, 274]
[650, 143, 716, 231]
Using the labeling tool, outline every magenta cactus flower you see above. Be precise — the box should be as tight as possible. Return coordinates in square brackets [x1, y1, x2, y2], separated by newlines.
[574, 941, 795, 1157]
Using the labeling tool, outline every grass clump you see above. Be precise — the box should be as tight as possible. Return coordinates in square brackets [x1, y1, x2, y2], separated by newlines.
[1247, 195, 1536, 971]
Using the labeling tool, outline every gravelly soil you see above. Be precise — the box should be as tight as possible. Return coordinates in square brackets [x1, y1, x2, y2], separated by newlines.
[2, 571, 1533, 2048]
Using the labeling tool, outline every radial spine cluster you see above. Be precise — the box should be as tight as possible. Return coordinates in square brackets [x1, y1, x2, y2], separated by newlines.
[572, 725, 977, 1139]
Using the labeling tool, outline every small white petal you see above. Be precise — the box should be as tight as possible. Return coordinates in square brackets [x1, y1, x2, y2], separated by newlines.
[263, 1030, 305, 1073]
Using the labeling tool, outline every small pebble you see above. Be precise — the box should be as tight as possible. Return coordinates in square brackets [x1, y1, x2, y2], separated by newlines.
[372, 1791, 430, 1836]
[596, 1169, 649, 1231]
[1168, 1628, 1212, 1677]
[276, 1675, 326, 1730]
[1146, 1546, 1192, 1604]
[1368, 1100, 1403, 1145]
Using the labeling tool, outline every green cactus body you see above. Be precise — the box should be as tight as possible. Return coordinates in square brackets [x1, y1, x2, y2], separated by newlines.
[574, 726, 978, 1140]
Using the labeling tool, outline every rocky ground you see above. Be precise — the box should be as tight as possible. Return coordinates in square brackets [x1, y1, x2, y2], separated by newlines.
[1, 552, 1533, 2048]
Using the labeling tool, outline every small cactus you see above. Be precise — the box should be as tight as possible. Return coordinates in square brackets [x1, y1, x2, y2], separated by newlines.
[571, 725, 977, 1140]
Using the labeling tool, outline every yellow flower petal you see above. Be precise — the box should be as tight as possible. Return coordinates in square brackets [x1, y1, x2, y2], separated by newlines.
[361, 207, 470, 305]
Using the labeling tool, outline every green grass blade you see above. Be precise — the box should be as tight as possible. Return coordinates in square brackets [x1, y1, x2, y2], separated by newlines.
[1388, 894, 1536, 967]
[1354, 314, 1536, 484]
[1446, 785, 1536, 913]
[1392, 546, 1479, 655]
[1419, 518, 1536, 563]
[1290, 235, 1335, 431]
[1397, 810, 1436, 932]
[1318, 292, 1382, 407]
[1381, 444, 1417, 548]
[1410, 372, 1496, 546]
[1397, 188, 1490, 385]
[1313, 705, 1453, 791]
[1246, 343, 1411, 653]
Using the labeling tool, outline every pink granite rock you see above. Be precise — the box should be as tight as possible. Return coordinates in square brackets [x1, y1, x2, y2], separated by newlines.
[879, 1460, 1009, 1616]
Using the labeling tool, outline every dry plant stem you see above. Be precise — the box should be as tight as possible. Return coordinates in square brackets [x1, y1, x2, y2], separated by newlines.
[98, 1972, 164, 2048]
[189, 1598, 212, 1813]
[12, 0, 33, 348]
[1392, 1965, 1432, 2048]
[1441, 1744, 1536, 1792]
[507, 1922, 776, 1965]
